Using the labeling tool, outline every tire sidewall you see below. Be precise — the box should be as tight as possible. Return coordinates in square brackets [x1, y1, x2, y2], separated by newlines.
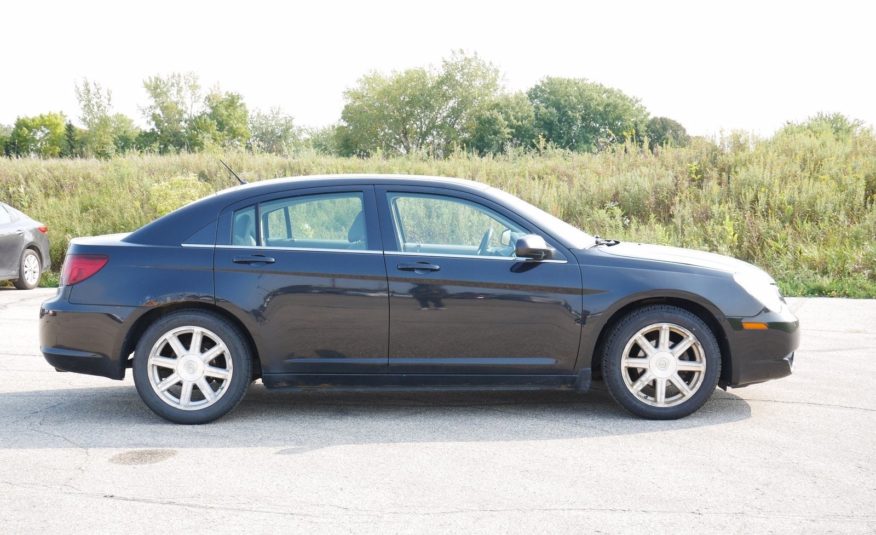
[15, 249, 40, 290]
[133, 311, 251, 424]
[602, 306, 721, 420]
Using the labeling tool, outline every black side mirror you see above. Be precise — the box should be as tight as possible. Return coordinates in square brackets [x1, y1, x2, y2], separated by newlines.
[515, 234, 554, 261]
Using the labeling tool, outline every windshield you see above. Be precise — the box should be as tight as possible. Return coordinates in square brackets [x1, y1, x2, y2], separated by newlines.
[487, 187, 596, 250]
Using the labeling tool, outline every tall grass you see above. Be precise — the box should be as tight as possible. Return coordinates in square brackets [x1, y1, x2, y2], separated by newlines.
[1, 127, 874, 296]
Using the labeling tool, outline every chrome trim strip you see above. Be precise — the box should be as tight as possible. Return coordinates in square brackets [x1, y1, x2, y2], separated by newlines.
[386, 251, 568, 264]
[181, 244, 566, 262]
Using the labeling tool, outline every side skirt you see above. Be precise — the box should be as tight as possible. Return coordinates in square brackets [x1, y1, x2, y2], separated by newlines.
[262, 370, 592, 392]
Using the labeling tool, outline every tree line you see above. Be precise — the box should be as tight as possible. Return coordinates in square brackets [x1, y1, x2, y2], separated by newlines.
[0, 51, 691, 159]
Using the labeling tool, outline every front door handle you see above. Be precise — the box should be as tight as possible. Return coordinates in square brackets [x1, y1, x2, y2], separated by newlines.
[397, 262, 440, 272]
[233, 255, 276, 265]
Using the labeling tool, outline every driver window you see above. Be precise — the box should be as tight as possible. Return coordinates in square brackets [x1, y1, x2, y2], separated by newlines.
[387, 193, 526, 257]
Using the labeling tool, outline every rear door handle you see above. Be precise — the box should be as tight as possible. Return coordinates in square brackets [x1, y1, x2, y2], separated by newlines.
[397, 262, 440, 272]
[233, 255, 276, 265]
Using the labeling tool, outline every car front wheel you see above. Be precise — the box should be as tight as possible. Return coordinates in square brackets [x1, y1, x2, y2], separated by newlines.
[602, 305, 721, 419]
[133, 311, 252, 424]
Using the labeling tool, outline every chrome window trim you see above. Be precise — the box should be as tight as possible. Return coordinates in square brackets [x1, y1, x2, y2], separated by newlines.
[182, 243, 383, 255]
[386, 251, 568, 264]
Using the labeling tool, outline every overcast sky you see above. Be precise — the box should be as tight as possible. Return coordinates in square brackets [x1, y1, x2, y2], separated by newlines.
[2, 0, 874, 137]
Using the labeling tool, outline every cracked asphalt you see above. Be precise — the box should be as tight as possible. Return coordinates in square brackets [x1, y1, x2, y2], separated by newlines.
[1, 289, 874, 533]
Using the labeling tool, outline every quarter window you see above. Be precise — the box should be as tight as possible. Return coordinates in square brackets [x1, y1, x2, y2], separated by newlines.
[387, 193, 526, 257]
[0, 205, 10, 225]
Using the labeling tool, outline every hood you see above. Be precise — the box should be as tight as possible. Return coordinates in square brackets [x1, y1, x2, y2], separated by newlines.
[601, 242, 773, 280]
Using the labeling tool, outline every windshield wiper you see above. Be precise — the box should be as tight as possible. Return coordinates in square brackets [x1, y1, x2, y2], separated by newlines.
[593, 236, 621, 246]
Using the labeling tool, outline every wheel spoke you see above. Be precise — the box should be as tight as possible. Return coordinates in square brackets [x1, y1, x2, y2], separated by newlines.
[197, 378, 216, 402]
[156, 373, 180, 392]
[631, 372, 654, 392]
[677, 360, 706, 372]
[622, 357, 649, 369]
[149, 356, 178, 370]
[670, 374, 693, 398]
[634, 335, 656, 357]
[166, 334, 187, 358]
[204, 366, 230, 380]
[658, 324, 670, 351]
[179, 381, 193, 407]
[199, 344, 226, 363]
[672, 336, 695, 357]
[189, 329, 203, 354]
[655, 377, 667, 404]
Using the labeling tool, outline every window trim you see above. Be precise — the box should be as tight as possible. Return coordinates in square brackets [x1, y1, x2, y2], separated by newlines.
[215, 185, 383, 253]
[375, 186, 568, 262]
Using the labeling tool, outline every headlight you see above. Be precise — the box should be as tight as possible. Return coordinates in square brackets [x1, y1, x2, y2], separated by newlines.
[733, 271, 785, 312]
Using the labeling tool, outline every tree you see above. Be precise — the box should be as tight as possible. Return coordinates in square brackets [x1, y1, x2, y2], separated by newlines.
[189, 90, 251, 150]
[7, 113, 67, 157]
[646, 117, 690, 148]
[75, 79, 117, 157]
[0, 124, 11, 157]
[338, 51, 501, 156]
[141, 72, 201, 153]
[60, 121, 84, 158]
[470, 92, 536, 155]
[74, 79, 141, 158]
[248, 108, 299, 155]
[527, 77, 649, 152]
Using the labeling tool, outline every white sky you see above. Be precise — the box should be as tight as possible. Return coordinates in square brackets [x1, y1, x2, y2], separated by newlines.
[1, 0, 874, 137]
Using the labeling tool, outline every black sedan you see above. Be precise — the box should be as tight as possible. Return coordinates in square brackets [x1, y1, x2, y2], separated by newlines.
[1, 202, 50, 289]
[40, 175, 799, 423]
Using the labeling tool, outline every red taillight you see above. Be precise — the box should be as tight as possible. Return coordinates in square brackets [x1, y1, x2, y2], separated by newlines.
[37, 225, 48, 234]
[61, 255, 108, 286]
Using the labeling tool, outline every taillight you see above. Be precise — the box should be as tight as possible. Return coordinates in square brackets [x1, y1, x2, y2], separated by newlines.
[61, 255, 108, 286]
[37, 225, 48, 234]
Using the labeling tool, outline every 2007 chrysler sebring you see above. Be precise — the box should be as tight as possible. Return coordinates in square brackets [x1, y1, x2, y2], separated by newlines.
[40, 175, 799, 424]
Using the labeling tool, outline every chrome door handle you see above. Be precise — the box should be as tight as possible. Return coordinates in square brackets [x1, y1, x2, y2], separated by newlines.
[233, 255, 276, 264]
[397, 262, 440, 272]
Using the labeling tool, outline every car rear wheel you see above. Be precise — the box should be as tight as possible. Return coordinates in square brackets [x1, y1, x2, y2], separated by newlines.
[13, 249, 41, 290]
[602, 305, 721, 419]
[133, 311, 251, 424]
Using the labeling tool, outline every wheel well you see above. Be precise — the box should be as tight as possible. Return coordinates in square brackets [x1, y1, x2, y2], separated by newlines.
[120, 302, 262, 378]
[591, 297, 732, 385]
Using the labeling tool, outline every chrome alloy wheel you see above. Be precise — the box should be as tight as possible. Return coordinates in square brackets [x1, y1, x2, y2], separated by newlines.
[147, 326, 233, 411]
[620, 322, 707, 408]
[23, 254, 40, 286]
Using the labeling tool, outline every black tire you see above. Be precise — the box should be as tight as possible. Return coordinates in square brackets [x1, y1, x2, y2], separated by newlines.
[13, 249, 41, 290]
[601, 305, 721, 420]
[133, 310, 252, 424]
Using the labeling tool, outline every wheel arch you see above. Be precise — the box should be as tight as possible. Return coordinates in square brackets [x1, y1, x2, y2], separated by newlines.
[590, 294, 732, 386]
[120, 302, 263, 379]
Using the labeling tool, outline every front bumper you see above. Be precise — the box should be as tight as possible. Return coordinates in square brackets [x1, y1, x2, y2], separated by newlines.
[724, 304, 800, 388]
[40, 289, 137, 380]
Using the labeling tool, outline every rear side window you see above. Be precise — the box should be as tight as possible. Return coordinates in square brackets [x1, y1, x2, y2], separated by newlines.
[231, 206, 257, 246]
[259, 192, 368, 250]
[0, 205, 11, 225]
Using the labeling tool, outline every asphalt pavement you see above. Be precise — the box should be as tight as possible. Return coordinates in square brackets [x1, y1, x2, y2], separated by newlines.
[0, 288, 874, 533]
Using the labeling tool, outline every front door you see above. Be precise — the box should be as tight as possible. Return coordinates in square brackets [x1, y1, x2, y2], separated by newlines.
[376, 187, 583, 374]
[214, 187, 389, 377]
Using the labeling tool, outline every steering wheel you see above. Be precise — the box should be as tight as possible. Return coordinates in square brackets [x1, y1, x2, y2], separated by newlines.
[477, 227, 494, 256]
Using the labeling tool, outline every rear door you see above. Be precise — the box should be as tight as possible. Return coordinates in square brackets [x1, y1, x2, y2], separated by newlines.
[214, 186, 389, 376]
[0, 204, 21, 278]
[376, 186, 583, 375]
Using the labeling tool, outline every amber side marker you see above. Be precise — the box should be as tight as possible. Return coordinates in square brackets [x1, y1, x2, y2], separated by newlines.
[742, 322, 769, 330]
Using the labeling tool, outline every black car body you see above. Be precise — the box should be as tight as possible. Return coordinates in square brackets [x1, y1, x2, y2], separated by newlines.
[0, 202, 50, 289]
[40, 175, 799, 423]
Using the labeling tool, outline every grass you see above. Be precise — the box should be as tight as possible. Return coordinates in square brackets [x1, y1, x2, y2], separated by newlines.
[1, 125, 874, 297]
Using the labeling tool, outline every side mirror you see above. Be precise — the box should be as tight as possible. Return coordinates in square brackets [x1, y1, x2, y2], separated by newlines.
[515, 234, 554, 261]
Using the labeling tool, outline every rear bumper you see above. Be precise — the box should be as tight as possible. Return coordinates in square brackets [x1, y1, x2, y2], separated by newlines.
[724, 304, 800, 388]
[39, 289, 137, 380]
